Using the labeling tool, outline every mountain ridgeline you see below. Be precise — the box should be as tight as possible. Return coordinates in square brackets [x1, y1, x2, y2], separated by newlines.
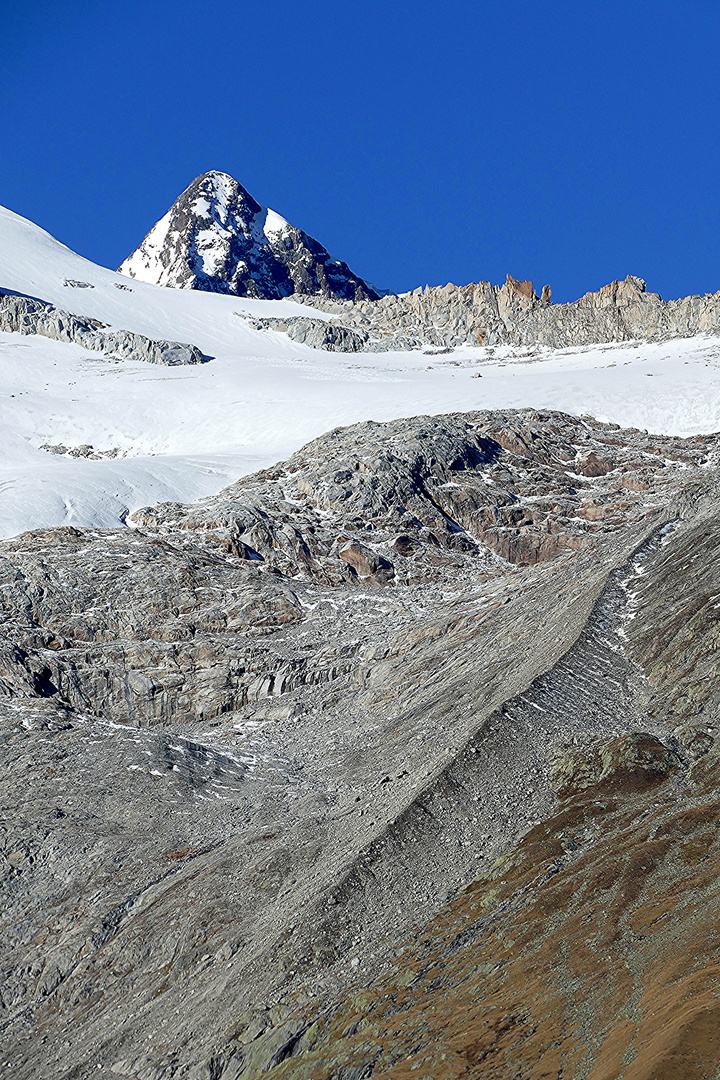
[6, 174, 720, 1080]
[118, 170, 720, 352]
[253, 273, 720, 352]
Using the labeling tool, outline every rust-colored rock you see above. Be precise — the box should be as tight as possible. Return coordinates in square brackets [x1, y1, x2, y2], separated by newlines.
[622, 472, 651, 491]
[576, 451, 615, 477]
[578, 501, 605, 521]
[338, 538, 394, 582]
[505, 273, 535, 300]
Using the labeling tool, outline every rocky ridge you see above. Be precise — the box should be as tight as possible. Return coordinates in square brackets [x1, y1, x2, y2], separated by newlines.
[249, 273, 720, 352]
[1, 410, 720, 1078]
[114, 174, 720, 351]
[0, 291, 207, 366]
[118, 172, 378, 302]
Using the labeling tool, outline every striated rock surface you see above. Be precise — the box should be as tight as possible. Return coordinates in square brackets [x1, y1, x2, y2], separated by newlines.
[280, 272, 720, 351]
[118, 171, 378, 302]
[132, 409, 710, 575]
[261, 725, 720, 1080]
[0, 291, 206, 365]
[1, 411, 720, 1079]
[218, 508, 720, 1080]
[238, 312, 370, 352]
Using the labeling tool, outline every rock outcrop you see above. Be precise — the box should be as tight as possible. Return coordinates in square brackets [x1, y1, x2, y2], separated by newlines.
[1, 411, 719, 1079]
[276, 272, 720, 351]
[118, 171, 378, 302]
[0, 291, 206, 365]
[239, 312, 370, 352]
[133, 409, 710, 577]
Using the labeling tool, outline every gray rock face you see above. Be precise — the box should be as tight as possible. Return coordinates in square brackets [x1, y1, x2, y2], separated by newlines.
[39, 443, 121, 460]
[135, 409, 710, 574]
[0, 292, 206, 365]
[282, 272, 720, 351]
[118, 171, 378, 302]
[0, 410, 718, 1079]
[239, 313, 369, 352]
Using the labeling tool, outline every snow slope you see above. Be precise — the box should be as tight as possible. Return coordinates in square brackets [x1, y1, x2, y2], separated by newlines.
[2, 203, 720, 539]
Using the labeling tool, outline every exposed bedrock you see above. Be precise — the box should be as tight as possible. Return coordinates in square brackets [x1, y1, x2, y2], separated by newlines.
[0, 410, 718, 1078]
[132, 407, 713, 582]
[264, 272, 720, 351]
[239, 313, 370, 352]
[0, 291, 207, 365]
[251, 508, 720, 1080]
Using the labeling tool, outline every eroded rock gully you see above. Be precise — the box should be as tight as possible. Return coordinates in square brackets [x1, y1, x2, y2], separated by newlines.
[1, 410, 719, 1079]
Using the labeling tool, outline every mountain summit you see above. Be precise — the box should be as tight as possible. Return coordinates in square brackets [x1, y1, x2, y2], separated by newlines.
[117, 171, 378, 301]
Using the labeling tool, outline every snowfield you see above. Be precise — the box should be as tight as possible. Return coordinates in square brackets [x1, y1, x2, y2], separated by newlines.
[2, 202, 720, 539]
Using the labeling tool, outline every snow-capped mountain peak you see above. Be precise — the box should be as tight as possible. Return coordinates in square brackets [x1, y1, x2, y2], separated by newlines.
[118, 171, 378, 301]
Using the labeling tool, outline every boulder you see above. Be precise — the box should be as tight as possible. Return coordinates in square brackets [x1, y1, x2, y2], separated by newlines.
[549, 732, 681, 798]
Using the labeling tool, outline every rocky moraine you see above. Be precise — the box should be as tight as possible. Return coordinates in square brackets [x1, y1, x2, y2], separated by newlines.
[2, 408, 720, 1079]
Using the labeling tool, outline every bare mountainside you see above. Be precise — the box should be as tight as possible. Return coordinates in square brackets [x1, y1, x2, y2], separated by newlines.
[2, 409, 720, 1079]
[115, 170, 720, 354]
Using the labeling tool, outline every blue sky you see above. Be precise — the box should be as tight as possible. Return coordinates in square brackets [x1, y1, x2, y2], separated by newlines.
[2, 0, 719, 301]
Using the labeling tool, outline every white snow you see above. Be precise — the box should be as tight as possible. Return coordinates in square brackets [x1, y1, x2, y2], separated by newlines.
[263, 208, 290, 236]
[194, 226, 232, 276]
[118, 207, 174, 281]
[1, 203, 720, 540]
[206, 171, 235, 220]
